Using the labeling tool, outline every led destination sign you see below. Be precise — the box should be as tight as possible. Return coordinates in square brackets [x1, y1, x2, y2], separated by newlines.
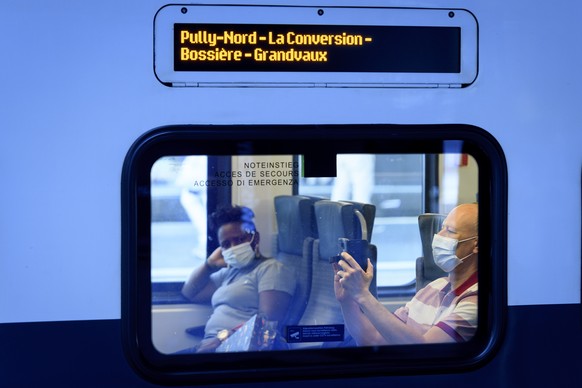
[174, 24, 461, 73]
[154, 5, 478, 86]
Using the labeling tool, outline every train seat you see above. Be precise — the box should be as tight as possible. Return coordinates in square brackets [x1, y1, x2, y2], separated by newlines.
[273, 195, 319, 326]
[338, 200, 376, 242]
[415, 213, 447, 291]
[296, 200, 377, 347]
[338, 200, 378, 297]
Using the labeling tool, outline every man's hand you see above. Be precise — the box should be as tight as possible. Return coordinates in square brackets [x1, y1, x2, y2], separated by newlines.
[335, 252, 374, 303]
[333, 262, 349, 302]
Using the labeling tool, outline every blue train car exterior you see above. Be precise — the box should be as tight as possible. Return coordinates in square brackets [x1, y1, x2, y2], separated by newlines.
[1, 1, 581, 386]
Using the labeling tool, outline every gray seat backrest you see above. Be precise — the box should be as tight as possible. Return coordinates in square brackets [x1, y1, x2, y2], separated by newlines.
[274, 195, 318, 326]
[415, 213, 447, 291]
[338, 200, 378, 296]
[298, 201, 354, 329]
[298, 200, 377, 346]
[339, 200, 376, 242]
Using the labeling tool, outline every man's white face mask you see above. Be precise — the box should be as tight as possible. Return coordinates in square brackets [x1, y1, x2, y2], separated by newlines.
[431, 234, 477, 272]
[222, 234, 256, 269]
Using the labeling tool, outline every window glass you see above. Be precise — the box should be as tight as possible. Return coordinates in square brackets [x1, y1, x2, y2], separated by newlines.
[300, 154, 424, 287]
[150, 152, 480, 354]
[151, 156, 208, 282]
[151, 153, 478, 288]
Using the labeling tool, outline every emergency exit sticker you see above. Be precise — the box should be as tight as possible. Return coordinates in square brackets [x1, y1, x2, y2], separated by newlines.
[286, 325, 344, 343]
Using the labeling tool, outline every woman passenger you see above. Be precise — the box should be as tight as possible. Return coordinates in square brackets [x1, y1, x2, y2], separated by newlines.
[182, 205, 296, 352]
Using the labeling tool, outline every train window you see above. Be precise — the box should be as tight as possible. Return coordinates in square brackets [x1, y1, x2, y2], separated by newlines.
[122, 125, 506, 384]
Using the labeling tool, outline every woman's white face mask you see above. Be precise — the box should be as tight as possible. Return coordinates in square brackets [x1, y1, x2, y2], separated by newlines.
[222, 234, 256, 269]
[431, 234, 477, 272]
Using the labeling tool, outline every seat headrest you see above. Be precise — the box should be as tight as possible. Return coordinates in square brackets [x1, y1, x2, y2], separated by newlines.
[418, 213, 446, 248]
[339, 201, 376, 241]
[314, 200, 357, 260]
[418, 213, 447, 278]
[274, 195, 318, 256]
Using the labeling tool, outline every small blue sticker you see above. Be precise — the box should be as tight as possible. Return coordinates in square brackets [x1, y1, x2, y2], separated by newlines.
[286, 325, 344, 343]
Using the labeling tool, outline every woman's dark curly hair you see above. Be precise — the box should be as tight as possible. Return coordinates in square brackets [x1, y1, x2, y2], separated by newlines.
[209, 205, 256, 235]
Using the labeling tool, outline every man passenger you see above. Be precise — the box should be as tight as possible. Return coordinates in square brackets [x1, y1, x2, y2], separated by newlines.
[334, 203, 479, 345]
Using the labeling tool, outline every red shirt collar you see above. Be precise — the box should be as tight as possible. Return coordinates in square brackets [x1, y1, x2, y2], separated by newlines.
[454, 271, 478, 295]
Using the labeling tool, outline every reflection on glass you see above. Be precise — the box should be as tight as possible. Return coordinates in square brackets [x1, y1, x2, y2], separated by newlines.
[151, 156, 208, 283]
[300, 154, 424, 287]
[151, 153, 479, 354]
